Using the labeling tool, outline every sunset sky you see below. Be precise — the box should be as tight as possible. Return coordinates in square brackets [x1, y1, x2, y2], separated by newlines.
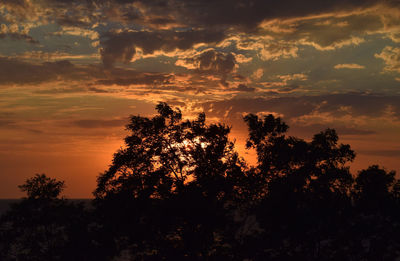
[1, 0, 400, 198]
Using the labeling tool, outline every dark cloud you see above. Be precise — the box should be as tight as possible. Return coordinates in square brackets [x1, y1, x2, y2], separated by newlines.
[314, 93, 400, 118]
[100, 30, 226, 67]
[202, 96, 315, 120]
[95, 72, 174, 86]
[201, 93, 400, 121]
[0, 58, 77, 85]
[111, 0, 388, 31]
[0, 33, 38, 44]
[279, 85, 302, 93]
[235, 84, 256, 92]
[34, 87, 87, 94]
[176, 49, 237, 86]
[189, 50, 236, 75]
[0, 57, 176, 87]
[163, 99, 187, 107]
[7, 0, 392, 26]
[4, 0, 398, 34]
[87, 87, 113, 93]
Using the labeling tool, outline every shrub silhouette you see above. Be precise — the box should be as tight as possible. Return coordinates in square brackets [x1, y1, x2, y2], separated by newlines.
[1, 103, 400, 260]
[18, 173, 66, 200]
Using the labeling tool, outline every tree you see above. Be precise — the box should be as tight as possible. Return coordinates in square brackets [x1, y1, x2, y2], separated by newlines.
[354, 165, 396, 210]
[95, 103, 239, 198]
[242, 114, 356, 260]
[18, 173, 65, 200]
[93, 102, 243, 259]
[243, 114, 355, 200]
[0, 175, 93, 261]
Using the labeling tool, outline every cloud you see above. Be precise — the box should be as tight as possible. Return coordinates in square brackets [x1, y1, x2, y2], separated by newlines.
[276, 73, 308, 82]
[100, 30, 226, 67]
[0, 58, 77, 85]
[95, 72, 175, 86]
[225, 7, 390, 62]
[277, 85, 302, 93]
[252, 68, 264, 80]
[375, 46, 400, 73]
[34, 87, 88, 94]
[236, 36, 299, 60]
[259, 41, 299, 60]
[187, 49, 236, 75]
[334, 63, 365, 69]
[174, 49, 237, 86]
[234, 53, 253, 63]
[287, 13, 382, 50]
[13, 51, 100, 61]
[0, 23, 38, 43]
[235, 84, 256, 92]
[0, 56, 180, 89]
[201, 93, 400, 122]
[0, 32, 38, 44]
[253, 6, 398, 52]
[135, 0, 389, 32]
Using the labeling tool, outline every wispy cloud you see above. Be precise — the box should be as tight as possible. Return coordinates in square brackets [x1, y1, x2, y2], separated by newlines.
[334, 63, 365, 69]
[375, 46, 400, 73]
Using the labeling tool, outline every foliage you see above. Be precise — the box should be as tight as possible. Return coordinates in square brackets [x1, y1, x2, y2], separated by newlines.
[1, 103, 400, 260]
[92, 102, 243, 259]
[0, 175, 93, 261]
[18, 173, 65, 200]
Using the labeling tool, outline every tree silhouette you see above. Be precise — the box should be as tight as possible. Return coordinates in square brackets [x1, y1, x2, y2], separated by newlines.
[18, 173, 65, 200]
[236, 114, 357, 259]
[355, 165, 396, 202]
[0, 174, 92, 261]
[93, 102, 244, 259]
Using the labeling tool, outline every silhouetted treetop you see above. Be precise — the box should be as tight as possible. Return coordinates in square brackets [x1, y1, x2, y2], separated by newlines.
[311, 128, 355, 167]
[244, 114, 355, 174]
[244, 113, 288, 149]
[94, 102, 241, 200]
[355, 165, 397, 206]
[18, 173, 65, 200]
[242, 113, 356, 205]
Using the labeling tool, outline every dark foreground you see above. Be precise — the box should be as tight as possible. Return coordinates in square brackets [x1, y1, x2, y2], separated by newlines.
[1, 103, 400, 260]
[0, 199, 91, 216]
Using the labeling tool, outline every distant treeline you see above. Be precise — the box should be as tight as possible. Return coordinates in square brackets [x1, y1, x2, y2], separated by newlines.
[1, 103, 400, 260]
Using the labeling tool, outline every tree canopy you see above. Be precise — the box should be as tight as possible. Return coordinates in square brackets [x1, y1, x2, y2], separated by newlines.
[18, 173, 65, 200]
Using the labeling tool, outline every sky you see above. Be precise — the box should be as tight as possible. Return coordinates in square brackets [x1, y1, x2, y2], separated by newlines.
[1, 0, 400, 198]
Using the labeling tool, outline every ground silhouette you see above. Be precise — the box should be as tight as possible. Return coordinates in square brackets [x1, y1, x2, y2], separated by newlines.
[1, 103, 400, 260]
